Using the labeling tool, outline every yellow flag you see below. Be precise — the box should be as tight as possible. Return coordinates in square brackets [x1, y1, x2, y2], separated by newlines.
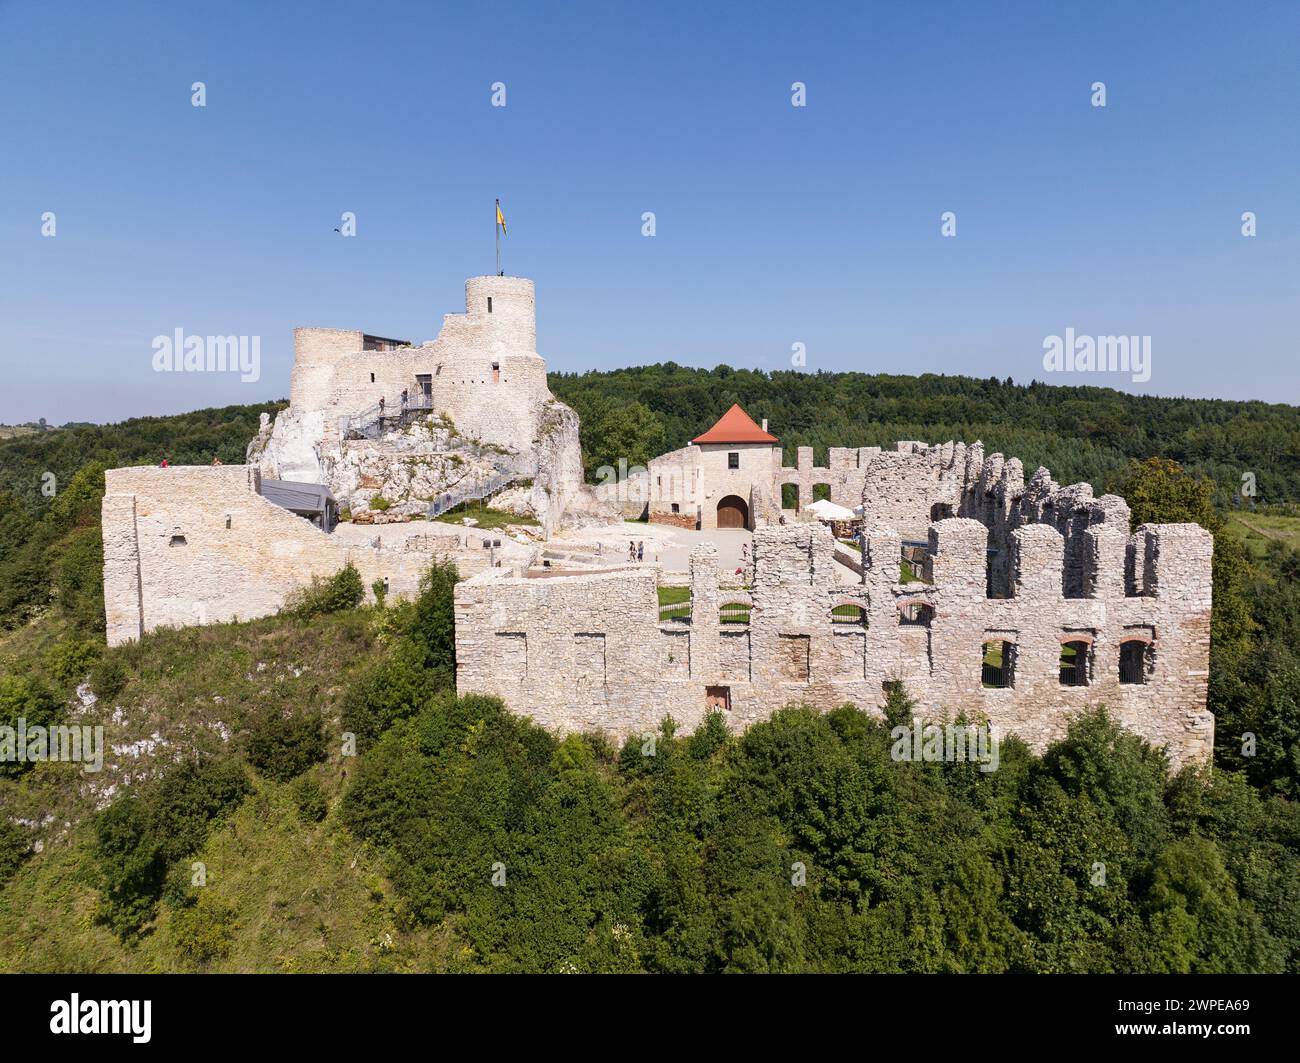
[496, 201, 507, 236]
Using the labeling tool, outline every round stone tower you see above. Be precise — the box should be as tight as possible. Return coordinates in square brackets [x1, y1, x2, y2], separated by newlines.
[431, 276, 551, 451]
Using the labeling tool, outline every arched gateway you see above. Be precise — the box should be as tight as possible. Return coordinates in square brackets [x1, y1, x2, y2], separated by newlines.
[717, 494, 749, 529]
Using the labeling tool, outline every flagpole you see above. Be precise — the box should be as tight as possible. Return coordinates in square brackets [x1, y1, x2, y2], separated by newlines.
[495, 198, 501, 276]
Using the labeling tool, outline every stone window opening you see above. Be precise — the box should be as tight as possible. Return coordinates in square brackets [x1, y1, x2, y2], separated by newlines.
[812, 483, 832, 503]
[1059, 638, 1092, 686]
[487, 296, 493, 313]
[982, 639, 1016, 688]
[930, 503, 953, 522]
[169, 531, 187, 547]
[719, 600, 751, 626]
[224, 514, 231, 529]
[728, 452, 740, 470]
[898, 600, 933, 627]
[671, 503, 680, 513]
[369, 372, 375, 383]
[1119, 639, 1153, 684]
[781, 483, 800, 510]
[985, 549, 1006, 600]
[831, 603, 867, 627]
[492, 361, 500, 383]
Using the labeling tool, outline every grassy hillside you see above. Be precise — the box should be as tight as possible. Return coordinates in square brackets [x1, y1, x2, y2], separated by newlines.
[2, 588, 1298, 973]
[1223, 511, 1300, 560]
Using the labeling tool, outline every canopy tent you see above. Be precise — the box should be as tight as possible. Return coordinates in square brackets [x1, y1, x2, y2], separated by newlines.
[806, 498, 857, 521]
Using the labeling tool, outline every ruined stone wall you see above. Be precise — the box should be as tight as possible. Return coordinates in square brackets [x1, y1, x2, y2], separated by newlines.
[854, 441, 966, 534]
[455, 520, 1214, 768]
[101, 465, 489, 646]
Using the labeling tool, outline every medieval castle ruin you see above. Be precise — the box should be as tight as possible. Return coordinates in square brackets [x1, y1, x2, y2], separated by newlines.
[103, 276, 591, 646]
[100, 273, 1215, 766]
[457, 436, 1215, 768]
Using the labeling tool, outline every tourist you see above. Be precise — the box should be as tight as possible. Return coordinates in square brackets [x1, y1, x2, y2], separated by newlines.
[629, 541, 636, 562]
[637, 541, 644, 563]
[211, 457, 222, 466]
[159, 458, 169, 468]
[401, 388, 408, 412]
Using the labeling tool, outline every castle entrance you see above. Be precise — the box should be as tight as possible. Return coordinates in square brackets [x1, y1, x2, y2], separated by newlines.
[717, 495, 749, 529]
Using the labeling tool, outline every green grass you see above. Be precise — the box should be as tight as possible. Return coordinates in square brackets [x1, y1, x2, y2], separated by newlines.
[1223, 512, 1300, 560]
[432, 503, 538, 530]
[0, 603, 455, 972]
[899, 561, 923, 584]
[656, 586, 691, 606]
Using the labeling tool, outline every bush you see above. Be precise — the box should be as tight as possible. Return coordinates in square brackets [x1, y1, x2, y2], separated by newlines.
[340, 642, 431, 748]
[0, 818, 31, 886]
[0, 675, 61, 778]
[90, 656, 127, 703]
[246, 708, 327, 782]
[170, 895, 238, 964]
[292, 775, 329, 823]
[404, 560, 461, 675]
[44, 638, 102, 686]
[92, 758, 250, 939]
[371, 578, 388, 608]
[286, 562, 364, 619]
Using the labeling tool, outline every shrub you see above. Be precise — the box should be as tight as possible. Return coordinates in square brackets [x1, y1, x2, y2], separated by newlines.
[0, 818, 31, 886]
[404, 560, 461, 676]
[92, 757, 249, 939]
[371, 578, 388, 608]
[0, 675, 60, 778]
[286, 562, 364, 619]
[44, 638, 102, 686]
[292, 775, 329, 823]
[90, 656, 127, 703]
[246, 708, 327, 782]
[170, 895, 238, 964]
[340, 642, 431, 747]
[370, 495, 391, 512]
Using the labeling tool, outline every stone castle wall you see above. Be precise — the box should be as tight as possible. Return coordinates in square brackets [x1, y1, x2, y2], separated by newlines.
[456, 512, 1214, 769]
[101, 465, 492, 645]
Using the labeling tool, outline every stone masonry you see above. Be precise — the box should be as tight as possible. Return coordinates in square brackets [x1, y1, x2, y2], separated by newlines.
[102, 464, 499, 645]
[250, 275, 586, 534]
[457, 443, 1215, 768]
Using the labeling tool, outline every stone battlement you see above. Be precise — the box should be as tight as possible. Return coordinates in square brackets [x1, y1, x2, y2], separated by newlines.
[457, 457, 1215, 767]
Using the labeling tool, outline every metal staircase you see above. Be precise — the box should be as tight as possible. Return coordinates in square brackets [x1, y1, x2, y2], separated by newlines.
[342, 396, 436, 440]
[426, 468, 521, 518]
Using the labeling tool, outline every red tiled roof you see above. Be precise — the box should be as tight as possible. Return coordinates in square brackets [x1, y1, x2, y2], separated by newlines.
[691, 404, 778, 445]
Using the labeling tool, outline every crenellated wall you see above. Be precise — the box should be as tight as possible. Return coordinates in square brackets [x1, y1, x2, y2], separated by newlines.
[455, 519, 1214, 768]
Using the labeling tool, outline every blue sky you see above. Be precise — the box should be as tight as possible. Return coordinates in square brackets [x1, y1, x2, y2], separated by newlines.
[2, 0, 1298, 424]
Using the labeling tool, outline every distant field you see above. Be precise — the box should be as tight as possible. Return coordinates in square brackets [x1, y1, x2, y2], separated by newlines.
[1224, 512, 1300, 559]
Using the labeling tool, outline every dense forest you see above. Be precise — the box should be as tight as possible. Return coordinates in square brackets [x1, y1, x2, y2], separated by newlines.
[1, 370, 1299, 972]
[550, 365, 1300, 507]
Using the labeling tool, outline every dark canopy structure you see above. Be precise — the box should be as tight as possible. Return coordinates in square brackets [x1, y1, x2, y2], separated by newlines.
[260, 478, 338, 532]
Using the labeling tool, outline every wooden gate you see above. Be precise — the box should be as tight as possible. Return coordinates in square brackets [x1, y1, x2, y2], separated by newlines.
[716, 495, 748, 529]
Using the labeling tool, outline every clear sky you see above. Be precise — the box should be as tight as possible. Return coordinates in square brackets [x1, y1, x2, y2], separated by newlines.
[2, 0, 1298, 424]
